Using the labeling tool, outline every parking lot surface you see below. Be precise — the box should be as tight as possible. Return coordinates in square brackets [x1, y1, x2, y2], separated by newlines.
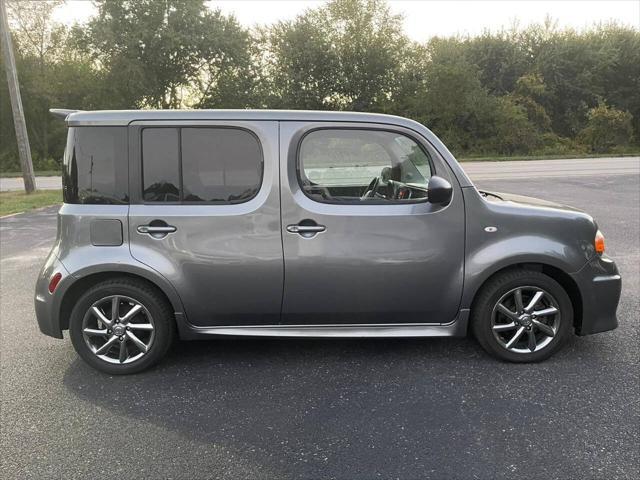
[1, 167, 638, 479]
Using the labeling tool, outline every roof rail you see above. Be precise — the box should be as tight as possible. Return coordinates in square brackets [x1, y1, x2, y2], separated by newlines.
[49, 109, 81, 120]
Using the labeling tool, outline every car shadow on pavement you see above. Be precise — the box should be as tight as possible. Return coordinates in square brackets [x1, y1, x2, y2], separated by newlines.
[60, 334, 608, 478]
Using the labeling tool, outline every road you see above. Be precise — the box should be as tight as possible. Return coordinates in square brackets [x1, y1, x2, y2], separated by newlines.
[1, 156, 639, 191]
[0, 175, 61, 192]
[462, 156, 640, 180]
[1, 161, 639, 479]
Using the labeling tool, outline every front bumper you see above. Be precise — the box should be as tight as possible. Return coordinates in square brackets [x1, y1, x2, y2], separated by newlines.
[571, 254, 621, 336]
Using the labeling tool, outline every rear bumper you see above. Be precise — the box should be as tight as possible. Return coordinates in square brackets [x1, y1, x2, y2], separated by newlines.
[34, 252, 70, 339]
[572, 255, 621, 336]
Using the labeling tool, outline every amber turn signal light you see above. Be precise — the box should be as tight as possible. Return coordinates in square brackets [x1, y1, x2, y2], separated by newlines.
[594, 230, 605, 254]
[48, 272, 62, 293]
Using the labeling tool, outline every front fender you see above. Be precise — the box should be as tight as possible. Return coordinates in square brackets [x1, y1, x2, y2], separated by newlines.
[461, 243, 584, 309]
[460, 187, 596, 309]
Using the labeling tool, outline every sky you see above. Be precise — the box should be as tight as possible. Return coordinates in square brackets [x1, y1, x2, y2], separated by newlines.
[54, 0, 640, 42]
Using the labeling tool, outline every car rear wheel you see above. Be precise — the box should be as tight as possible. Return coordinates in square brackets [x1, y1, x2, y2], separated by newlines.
[69, 279, 175, 374]
[471, 269, 573, 362]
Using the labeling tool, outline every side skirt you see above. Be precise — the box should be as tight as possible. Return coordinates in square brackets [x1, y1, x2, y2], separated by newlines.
[178, 309, 470, 340]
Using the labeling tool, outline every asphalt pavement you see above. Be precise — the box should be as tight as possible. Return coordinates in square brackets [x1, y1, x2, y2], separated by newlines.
[1, 162, 638, 479]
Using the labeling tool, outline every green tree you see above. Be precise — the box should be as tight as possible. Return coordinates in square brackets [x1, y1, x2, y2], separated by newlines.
[465, 28, 531, 95]
[262, 0, 408, 110]
[0, 53, 19, 171]
[587, 25, 640, 139]
[75, 0, 255, 109]
[6, 0, 67, 165]
[510, 73, 552, 132]
[258, 13, 340, 109]
[402, 38, 540, 155]
[526, 24, 613, 137]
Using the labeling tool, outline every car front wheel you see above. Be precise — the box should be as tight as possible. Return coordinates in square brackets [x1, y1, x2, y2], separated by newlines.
[471, 269, 573, 362]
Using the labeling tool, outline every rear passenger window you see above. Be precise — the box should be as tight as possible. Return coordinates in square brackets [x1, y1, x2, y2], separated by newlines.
[63, 127, 128, 204]
[181, 129, 262, 203]
[142, 127, 263, 204]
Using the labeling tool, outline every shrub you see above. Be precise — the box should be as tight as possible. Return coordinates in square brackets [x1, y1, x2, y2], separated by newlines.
[578, 104, 634, 153]
[538, 133, 585, 156]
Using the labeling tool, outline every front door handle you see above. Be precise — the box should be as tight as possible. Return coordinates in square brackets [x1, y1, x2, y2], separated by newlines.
[137, 221, 177, 238]
[286, 221, 326, 238]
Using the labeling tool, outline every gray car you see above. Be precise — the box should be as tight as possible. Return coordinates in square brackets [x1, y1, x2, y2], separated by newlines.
[35, 109, 621, 374]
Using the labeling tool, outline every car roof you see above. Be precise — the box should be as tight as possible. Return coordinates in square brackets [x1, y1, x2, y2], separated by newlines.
[61, 109, 422, 129]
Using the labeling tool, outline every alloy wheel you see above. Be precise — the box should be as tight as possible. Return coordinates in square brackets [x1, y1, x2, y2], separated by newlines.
[491, 286, 561, 354]
[81, 295, 155, 364]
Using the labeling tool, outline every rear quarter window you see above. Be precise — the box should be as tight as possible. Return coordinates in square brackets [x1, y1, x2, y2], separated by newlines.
[63, 127, 128, 204]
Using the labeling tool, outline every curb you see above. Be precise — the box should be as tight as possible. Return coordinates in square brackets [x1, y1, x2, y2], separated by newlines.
[0, 203, 62, 220]
[0, 211, 22, 219]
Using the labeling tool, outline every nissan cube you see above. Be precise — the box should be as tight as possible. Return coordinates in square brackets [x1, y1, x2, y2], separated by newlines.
[35, 109, 621, 374]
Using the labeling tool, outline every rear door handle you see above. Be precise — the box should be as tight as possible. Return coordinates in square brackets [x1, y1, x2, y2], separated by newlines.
[138, 225, 176, 234]
[286, 222, 326, 238]
[137, 222, 177, 238]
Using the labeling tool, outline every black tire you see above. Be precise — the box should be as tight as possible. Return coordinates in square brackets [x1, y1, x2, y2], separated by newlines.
[69, 278, 176, 374]
[471, 269, 573, 363]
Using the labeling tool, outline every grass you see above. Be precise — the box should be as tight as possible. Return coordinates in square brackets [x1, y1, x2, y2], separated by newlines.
[0, 189, 62, 217]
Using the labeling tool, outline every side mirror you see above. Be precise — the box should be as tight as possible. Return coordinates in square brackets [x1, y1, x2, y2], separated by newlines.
[427, 175, 453, 204]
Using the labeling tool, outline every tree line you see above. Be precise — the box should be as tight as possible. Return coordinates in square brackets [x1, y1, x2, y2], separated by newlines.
[1, 0, 638, 172]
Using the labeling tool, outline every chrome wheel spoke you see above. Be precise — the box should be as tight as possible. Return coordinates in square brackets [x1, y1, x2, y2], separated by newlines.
[84, 328, 108, 337]
[493, 322, 518, 332]
[118, 337, 128, 363]
[120, 304, 142, 323]
[128, 323, 154, 331]
[497, 303, 519, 321]
[92, 306, 112, 327]
[533, 319, 555, 337]
[111, 296, 120, 322]
[126, 331, 148, 353]
[527, 329, 537, 352]
[525, 291, 545, 313]
[505, 327, 526, 349]
[513, 288, 524, 313]
[533, 306, 558, 317]
[94, 335, 119, 355]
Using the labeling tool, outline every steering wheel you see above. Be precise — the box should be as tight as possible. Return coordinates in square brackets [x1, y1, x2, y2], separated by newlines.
[361, 176, 382, 200]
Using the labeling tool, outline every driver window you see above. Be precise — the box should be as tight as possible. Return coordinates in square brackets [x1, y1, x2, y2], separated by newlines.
[298, 129, 432, 204]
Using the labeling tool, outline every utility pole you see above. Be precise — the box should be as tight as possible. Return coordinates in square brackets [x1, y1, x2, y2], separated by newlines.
[0, 0, 36, 193]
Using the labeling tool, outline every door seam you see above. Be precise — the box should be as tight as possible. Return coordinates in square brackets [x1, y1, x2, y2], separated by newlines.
[277, 121, 286, 323]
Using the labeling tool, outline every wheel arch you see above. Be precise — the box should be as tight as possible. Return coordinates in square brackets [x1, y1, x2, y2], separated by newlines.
[58, 267, 185, 332]
[467, 262, 583, 334]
